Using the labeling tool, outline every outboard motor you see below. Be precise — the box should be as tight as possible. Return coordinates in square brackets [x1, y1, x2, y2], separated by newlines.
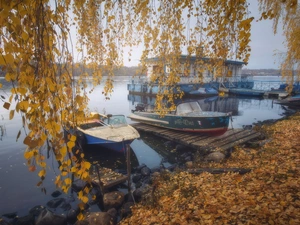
[132, 103, 146, 112]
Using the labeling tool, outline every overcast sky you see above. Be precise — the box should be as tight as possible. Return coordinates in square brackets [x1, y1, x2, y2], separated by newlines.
[123, 1, 287, 70]
[246, 1, 286, 69]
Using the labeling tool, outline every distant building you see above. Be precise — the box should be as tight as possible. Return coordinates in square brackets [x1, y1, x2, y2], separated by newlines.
[144, 55, 245, 83]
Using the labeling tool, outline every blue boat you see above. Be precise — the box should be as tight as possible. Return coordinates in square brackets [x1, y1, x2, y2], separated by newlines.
[76, 113, 140, 153]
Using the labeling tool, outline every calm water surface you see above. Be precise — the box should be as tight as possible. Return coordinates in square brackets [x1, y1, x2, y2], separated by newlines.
[0, 76, 289, 215]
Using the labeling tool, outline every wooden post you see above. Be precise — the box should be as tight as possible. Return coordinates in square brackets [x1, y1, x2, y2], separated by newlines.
[126, 144, 136, 203]
[126, 144, 131, 193]
[95, 163, 105, 211]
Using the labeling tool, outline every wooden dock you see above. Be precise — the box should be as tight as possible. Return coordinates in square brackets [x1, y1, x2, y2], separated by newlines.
[131, 123, 261, 152]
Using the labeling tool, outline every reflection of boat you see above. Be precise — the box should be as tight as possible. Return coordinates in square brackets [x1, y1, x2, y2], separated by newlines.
[275, 94, 300, 108]
[227, 88, 265, 97]
[128, 101, 231, 136]
[187, 87, 218, 97]
[75, 113, 140, 153]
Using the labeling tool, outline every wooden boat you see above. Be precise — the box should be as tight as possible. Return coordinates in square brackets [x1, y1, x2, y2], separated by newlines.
[228, 88, 265, 97]
[75, 113, 140, 153]
[128, 101, 231, 136]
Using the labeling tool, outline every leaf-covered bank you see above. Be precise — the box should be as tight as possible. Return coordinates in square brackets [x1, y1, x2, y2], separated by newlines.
[119, 113, 300, 225]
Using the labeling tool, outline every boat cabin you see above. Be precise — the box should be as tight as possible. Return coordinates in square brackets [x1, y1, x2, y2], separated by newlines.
[79, 114, 128, 130]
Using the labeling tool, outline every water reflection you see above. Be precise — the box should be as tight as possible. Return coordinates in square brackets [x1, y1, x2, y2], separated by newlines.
[84, 137, 173, 172]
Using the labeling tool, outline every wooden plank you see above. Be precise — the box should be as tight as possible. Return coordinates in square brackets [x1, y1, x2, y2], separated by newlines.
[210, 130, 259, 149]
[190, 129, 248, 147]
[185, 135, 212, 145]
[217, 132, 261, 151]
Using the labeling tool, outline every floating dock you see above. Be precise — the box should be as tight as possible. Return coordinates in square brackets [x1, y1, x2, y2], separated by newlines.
[264, 90, 288, 99]
[131, 123, 261, 152]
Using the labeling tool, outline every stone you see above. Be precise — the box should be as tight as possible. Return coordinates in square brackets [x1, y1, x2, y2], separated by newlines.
[14, 214, 34, 225]
[103, 191, 125, 210]
[150, 166, 161, 173]
[29, 205, 45, 217]
[205, 152, 225, 163]
[66, 208, 80, 224]
[140, 166, 151, 176]
[74, 220, 89, 225]
[35, 208, 67, 225]
[184, 155, 192, 162]
[0, 220, 11, 225]
[82, 211, 116, 225]
[133, 184, 151, 202]
[51, 190, 62, 198]
[46, 198, 66, 208]
[72, 179, 87, 193]
[176, 144, 190, 152]
[120, 202, 134, 218]
[185, 161, 193, 168]
[136, 163, 146, 171]
[132, 174, 142, 183]
[1, 213, 17, 219]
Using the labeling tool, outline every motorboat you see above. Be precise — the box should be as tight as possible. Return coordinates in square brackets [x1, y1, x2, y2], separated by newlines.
[128, 101, 231, 136]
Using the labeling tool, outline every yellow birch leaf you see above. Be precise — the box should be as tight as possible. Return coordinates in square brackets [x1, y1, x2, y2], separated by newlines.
[65, 178, 72, 185]
[77, 212, 84, 221]
[55, 175, 61, 185]
[19, 101, 29, 112]
[24, 151, 34, 159]
[60, 146, 67, 158]
[28, 165, 36, 172]
[70, 135, 77, 142]
[9, 110, 14, 120]
[82, 171, 89, 179]
[82, 196, 89, 204]
[3, 102, 10, 110]
[38, 169, 46, 178]
[83, 161, 91, 170]
[16, 130, 21, 142]
[61, 171, 68, 176]
[67, 141, 75, 149]
[40, 161, 46, 168]
[71, 166, 77, 173]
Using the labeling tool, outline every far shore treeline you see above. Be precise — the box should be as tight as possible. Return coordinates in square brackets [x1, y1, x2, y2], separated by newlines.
[0, 65, 285, 78]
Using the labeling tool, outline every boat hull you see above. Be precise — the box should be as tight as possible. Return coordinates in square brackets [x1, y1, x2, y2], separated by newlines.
[129, 112, 230, 136]
[83, 133, 134, 153]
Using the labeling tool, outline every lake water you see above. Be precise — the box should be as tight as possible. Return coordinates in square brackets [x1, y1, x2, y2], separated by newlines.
[0, 76, 290, 216]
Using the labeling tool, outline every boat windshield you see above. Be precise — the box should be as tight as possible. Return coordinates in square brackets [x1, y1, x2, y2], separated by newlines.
[104, 115, 127, 125]
[176, 102, 202, 115]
